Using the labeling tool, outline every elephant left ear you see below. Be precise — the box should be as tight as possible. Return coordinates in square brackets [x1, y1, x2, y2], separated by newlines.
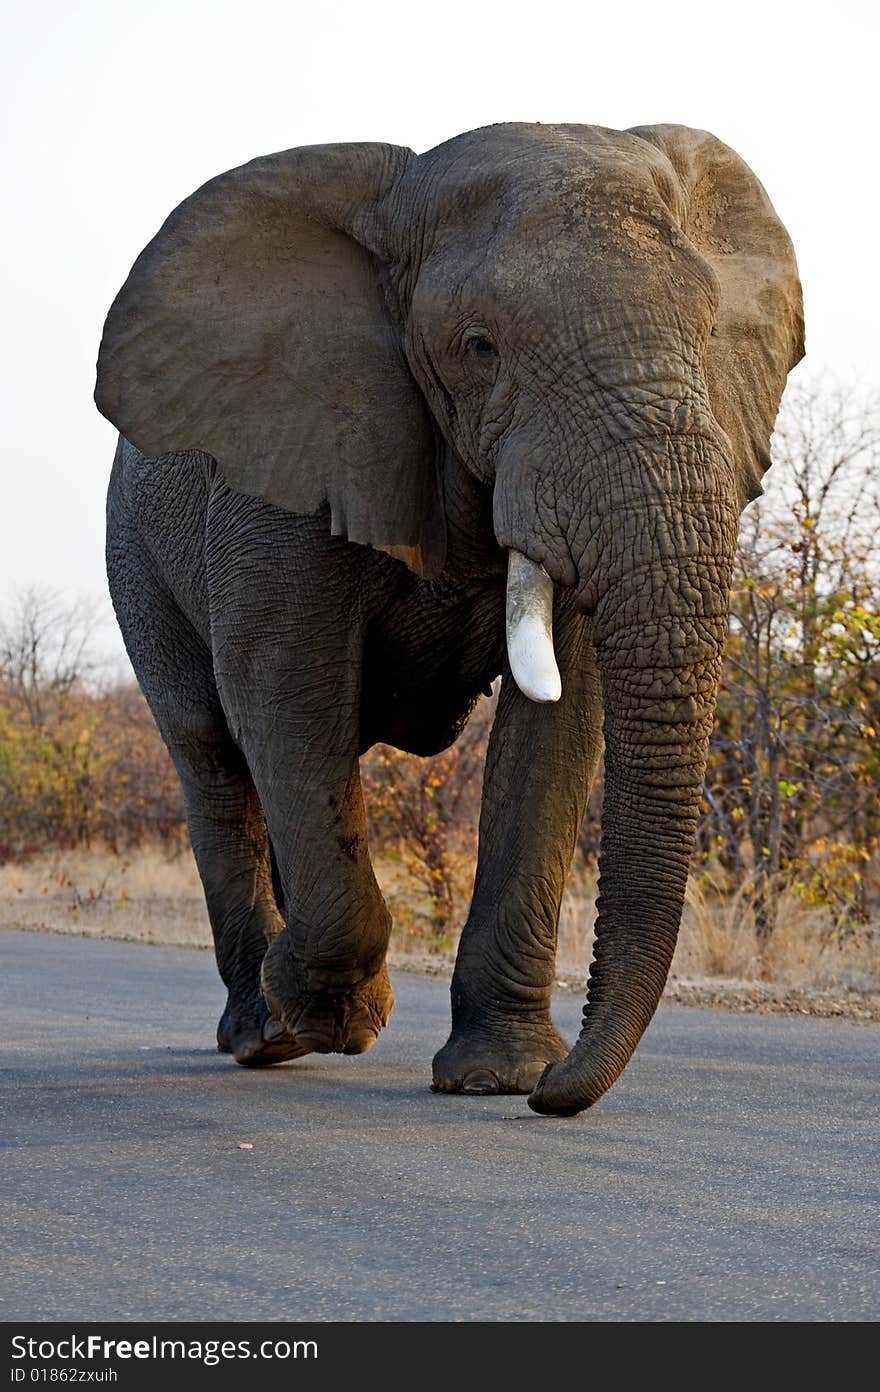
[629, 125, 805, 503]
[95, 142, 445, 577]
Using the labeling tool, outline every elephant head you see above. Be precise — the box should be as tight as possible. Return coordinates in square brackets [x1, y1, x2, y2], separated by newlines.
[95, 123, 803, 1116]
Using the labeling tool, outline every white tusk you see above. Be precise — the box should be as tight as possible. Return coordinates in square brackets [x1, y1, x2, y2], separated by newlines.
[505, 550, 562, 703]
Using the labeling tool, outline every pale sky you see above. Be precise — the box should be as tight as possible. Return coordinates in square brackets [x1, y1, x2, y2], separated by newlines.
[3, 0, 877, 665]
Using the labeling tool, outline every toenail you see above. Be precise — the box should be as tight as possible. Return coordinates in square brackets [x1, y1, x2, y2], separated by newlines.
[461, 1070, 500, 1094]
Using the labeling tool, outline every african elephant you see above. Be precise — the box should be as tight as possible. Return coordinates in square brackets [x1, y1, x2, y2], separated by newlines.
[95, 122, 803, 1117]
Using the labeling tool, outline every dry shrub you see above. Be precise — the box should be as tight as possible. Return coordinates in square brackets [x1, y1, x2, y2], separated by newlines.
[361, 695, 492, 946]
[372, 846, 474, 955]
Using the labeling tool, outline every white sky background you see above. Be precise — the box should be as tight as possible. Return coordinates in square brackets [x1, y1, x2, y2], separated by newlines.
[2, 0, 877, 668]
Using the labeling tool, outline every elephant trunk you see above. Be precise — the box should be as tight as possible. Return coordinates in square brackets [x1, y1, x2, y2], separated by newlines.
[528, 527, 733, 1116]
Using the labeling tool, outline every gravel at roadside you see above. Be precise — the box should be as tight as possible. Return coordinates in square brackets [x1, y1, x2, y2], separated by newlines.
[389, 949, 880, 1023]
[3, 916, 877, 1024]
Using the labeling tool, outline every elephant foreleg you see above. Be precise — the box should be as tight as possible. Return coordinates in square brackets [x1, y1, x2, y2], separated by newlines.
[256, 750, 395, 1057]
[433, 593, 602, 1094]
[207, 501, 394, 1057]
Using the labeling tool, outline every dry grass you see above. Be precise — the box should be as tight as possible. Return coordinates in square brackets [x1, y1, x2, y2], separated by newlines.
[557, 873, 597, 968]
[2, 845, 878, 996]
[557, 863, 880, 992]
[0, 844, 469, 955]
[0, 845, 212, 948]
[683, 875, 880, 991]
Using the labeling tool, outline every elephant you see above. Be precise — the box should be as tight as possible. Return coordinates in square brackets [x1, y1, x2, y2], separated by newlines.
[94, 122, 803, 1117]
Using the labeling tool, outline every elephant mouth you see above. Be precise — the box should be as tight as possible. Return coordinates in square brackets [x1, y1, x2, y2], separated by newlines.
[505, 550, 563, 703]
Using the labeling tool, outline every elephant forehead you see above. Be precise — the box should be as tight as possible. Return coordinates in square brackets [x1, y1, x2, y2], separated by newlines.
[412, 122, 684, 225]
[406, 136, 701, 299]
[413, 202, 716, 336]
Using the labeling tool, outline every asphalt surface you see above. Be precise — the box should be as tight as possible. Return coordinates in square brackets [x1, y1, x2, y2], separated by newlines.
[2, 928, 878, 1322]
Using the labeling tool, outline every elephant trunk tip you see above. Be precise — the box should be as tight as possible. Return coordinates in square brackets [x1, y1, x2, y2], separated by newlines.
[527, 1062, 589, 1117]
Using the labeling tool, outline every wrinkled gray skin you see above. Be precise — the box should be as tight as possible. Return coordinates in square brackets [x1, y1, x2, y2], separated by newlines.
[96, 123, 803, 1116]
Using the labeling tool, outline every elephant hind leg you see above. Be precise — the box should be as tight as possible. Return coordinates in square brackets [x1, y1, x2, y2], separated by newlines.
[170, 716, 300, 1066]
[108, 540, 299, 1066]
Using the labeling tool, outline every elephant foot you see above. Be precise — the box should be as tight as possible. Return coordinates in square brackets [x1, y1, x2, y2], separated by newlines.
[261, 936, 394, 1056]
[216, 996, 306, 1067]
[431, 1019, 569, 1095]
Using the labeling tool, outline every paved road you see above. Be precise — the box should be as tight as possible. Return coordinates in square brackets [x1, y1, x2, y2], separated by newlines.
[2, 929, 877, 1321]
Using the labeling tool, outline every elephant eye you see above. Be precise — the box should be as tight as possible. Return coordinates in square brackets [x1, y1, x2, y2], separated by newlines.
[463, 331, 498, 358]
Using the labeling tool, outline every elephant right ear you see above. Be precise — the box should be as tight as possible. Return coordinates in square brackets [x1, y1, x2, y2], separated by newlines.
[95, 143, 445, 578]
[629, 125, 805, 504]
